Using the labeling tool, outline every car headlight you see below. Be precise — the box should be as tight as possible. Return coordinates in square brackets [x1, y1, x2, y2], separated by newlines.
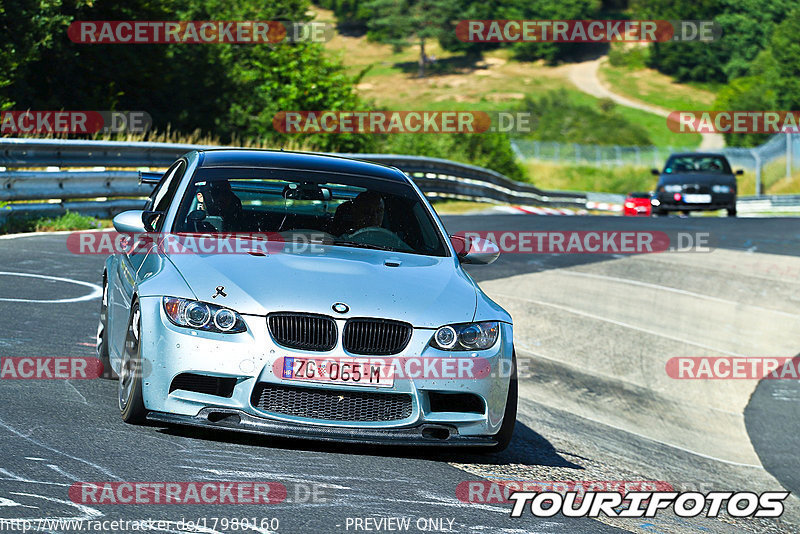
[163, 297, 247, 334]
[712, 184, 732, 193]
[662, 184, 682, 193]
[431, 322, 499, 351]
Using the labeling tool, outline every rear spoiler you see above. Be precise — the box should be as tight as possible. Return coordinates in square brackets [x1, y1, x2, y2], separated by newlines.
[139, 171, 163, 185]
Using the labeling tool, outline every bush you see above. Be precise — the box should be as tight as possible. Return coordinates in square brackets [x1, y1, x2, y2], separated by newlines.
[608, 44, 649, 69]
[0, 211, 102, 235]
[515, 92, 652, 146]
[383, 133, 526, 181]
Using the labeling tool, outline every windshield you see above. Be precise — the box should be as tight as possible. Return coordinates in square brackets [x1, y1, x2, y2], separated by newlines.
[664, 155, 732, 174]
[172, 167, 448, 257]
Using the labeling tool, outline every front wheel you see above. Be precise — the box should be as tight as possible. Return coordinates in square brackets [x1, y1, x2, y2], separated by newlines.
[727, 206, 737, 217]
[96, 274, 116, 379]
[119, 303, 147, 424]
[483, 352, 517, 453]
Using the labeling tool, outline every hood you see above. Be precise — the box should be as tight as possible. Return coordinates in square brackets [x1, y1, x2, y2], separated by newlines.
[659, 172, 736, 186]
[165, 245, 477, 328]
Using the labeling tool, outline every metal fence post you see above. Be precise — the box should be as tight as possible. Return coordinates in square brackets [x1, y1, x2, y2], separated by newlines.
[752, 149, 762, 196]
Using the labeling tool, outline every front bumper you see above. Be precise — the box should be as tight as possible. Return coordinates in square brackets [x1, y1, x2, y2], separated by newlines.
[136, 296, 514, 440]
[653, 192, 735, 211]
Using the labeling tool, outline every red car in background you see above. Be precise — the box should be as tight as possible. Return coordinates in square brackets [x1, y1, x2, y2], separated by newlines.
[623, 192, 653, 216]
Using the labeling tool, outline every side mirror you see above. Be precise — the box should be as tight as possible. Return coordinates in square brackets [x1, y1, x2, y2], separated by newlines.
[651, 169, 660, 176]
[112, 210, 146, 234]
[450, 235, 500, 265]
[736, 169, 744, 175]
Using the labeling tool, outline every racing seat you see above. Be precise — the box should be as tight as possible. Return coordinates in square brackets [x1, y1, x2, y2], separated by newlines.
[329, 200, 355, 235]
[201, 181, 243, 232]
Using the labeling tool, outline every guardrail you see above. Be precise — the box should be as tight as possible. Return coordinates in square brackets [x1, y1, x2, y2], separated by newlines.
[737, 194, 800, 213]
[0, 138, 586, 218]
[3, 138, 797, 219]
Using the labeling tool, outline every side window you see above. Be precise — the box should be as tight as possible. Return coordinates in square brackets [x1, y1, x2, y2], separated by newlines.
[144, 160, 186, 231]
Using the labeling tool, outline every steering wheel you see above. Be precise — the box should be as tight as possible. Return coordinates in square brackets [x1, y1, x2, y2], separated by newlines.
[347, 227, 413, 251]
[185, 209, 215, 233]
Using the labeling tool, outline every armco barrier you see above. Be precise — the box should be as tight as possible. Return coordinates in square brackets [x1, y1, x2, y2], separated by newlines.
[2, 138, 796, 218]
[0, 138, 585, 217]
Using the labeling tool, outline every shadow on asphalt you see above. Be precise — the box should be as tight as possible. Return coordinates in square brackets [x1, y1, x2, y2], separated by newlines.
[155, 420, 581, 469]
[744, 353, 800, 496]
[442, 214, 800, 283]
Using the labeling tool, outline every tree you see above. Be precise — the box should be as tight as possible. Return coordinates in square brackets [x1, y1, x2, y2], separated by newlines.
[0, 0, 372, 151]
[365, 0, 458, 77]
[764, 9, 800, 110]
[0, 0, 87, 110]
[711, 8, 800, 147]
[506, 0, 602, 64]
[634, 0, 796, 83]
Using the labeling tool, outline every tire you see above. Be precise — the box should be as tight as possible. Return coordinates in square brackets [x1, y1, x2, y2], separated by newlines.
[119, 302, 148, 424]
[727, 207, 737, 217]
[652, 209, 666, 217]
[96, 274, 116, 379]
[483, 351, 518, 453]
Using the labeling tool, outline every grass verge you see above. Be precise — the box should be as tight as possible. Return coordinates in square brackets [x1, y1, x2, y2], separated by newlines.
[599, 62, 717, 112]
[0, 210, 107, 235]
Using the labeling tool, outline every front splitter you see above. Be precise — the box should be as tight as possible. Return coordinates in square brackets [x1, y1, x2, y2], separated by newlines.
[147, 408, 497, 447]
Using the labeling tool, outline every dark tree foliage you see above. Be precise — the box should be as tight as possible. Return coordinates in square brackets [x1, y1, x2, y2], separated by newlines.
[0, 0, 367, 151]
[633, 0, 795, 83]
[713, 9, 800, 147]
[0, 0, 527, 177]
[365, 0, 459, 77]
[504, 0, 603, 64]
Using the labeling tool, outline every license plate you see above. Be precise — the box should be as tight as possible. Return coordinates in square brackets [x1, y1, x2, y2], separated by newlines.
[280, 357, 394, 387]
[683, 194, 711, 204]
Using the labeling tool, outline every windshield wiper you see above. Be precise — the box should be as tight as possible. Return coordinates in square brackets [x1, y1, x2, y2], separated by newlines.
[332, 240, 396, 252]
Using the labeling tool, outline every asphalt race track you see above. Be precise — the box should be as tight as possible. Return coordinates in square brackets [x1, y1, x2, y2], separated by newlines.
[0, 213, 798, 533]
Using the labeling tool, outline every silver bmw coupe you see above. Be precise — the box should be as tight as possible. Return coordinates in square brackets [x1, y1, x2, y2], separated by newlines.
[98, 149, 517, 451]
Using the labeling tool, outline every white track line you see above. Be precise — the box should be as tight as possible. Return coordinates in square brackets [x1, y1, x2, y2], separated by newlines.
[0, 272, 101, 303]
[516, 396, 763, 469]
[560, 270, 800, 318]
[491, 292, 748, 357]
